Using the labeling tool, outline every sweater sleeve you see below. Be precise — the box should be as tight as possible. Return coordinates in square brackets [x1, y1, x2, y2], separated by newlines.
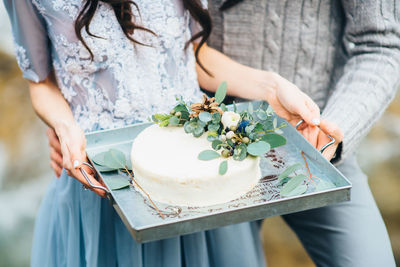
[322, 0, 400, 162]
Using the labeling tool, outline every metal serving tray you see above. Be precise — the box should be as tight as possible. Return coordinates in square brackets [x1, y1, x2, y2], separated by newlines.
[85, 101, 351, 243]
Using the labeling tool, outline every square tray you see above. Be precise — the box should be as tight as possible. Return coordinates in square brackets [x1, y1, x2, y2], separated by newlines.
[85, 101, 351, 243]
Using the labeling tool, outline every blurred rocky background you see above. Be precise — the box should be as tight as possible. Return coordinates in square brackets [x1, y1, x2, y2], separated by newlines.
[0, 3, 399, 266]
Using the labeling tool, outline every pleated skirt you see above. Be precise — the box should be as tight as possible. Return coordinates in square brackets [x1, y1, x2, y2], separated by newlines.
[31, 170, 266, 267]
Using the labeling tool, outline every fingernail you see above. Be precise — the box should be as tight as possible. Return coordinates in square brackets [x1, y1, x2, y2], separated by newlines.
[312, 118, 320, 126]
[73, 160, 80, 169]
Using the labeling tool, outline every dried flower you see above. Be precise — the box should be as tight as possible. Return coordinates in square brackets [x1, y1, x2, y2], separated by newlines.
[190, 94, 223, 118]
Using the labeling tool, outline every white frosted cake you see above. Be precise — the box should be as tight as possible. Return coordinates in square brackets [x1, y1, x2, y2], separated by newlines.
[130, 124, 261, 207]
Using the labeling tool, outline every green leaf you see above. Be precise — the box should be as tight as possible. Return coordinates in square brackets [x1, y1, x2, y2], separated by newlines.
[153, 113, 171, 122]
[278, 163, 303, 181]
[199, 112, 212, 123]
[198, 150, 220, 160]
[208, 123, 220, 132]
[233, 101, 237, 112]
[279, 176, 291, 186]
[159, 119, 169, 127]
[169, 116, 180, 126]
[316, 179, 335, 191]
[233, 143, 248, 161]
[193, 126, 204, 137]
[104, 149, 126, 169]
[184, 121, 195, 133]
[248, 102, 253, 114]
[256, 110, 268, 120]
[215, 81, 227, 104]
[212, 112, 221, 124]
[220, 103, 228, 112]
[212, 139, 223, 150]
[107, 177, 130, 190]
[219, 160, 228, 175]
[261, 134, 287, 148]
[174, 103, 189, 113]
[281, 184, 307, 197]
[92, 151, 107, 166]
[208, 130, 218, 137]
[245, 124, 255, 134]
[280, 174, 308, 197]
[247, 141, 270, 156]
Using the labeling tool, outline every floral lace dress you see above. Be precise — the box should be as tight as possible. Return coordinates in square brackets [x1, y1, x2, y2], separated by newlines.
[4, 0, 265, 266]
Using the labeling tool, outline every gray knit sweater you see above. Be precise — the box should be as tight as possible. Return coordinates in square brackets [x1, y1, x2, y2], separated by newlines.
[208, 0, 400, 162]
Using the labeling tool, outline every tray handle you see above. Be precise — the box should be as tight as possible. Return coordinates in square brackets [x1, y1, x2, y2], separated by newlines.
[80, 162, 110, 194]
[295, 119, 335, 154]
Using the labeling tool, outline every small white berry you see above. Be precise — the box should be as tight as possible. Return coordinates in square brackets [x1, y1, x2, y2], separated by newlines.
[219, 134, 227, 142]
[226, 131, 235, 139]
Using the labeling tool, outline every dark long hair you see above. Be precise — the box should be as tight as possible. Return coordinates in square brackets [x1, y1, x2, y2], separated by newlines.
[75, 0, 212, 74]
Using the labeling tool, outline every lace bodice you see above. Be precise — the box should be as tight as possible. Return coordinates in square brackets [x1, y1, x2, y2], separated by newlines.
[6, 0, 205, 132]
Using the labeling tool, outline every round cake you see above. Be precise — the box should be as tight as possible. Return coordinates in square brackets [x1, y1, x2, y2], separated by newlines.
[130, 124, 261, 207]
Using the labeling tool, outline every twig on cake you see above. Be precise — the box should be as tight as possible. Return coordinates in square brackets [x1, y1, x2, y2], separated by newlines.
[124, 166, 165, 219]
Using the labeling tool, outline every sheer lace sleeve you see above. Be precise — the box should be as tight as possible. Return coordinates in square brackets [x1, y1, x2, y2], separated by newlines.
[3, 0, 51, 83]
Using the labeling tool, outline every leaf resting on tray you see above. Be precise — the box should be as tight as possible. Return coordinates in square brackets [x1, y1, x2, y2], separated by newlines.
[92, 149, 131, 171]
[278, 163, 303, 181]
[106, 176, 130, 190]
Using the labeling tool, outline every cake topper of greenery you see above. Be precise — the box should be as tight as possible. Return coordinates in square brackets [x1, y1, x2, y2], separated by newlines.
[152, 81, 288, 175]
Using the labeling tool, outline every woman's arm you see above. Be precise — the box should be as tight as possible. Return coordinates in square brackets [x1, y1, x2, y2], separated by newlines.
[195, 43, 343, 160]
[29, 74, 106, 197]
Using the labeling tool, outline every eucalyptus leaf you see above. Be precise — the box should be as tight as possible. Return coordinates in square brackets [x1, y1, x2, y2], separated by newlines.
[215, 81, 227, 104]
[92, 151, 107, 166]
[233, 143, 247, 161]
[184, 121, 195, 133]
[247, 141, 270, 156]
[198, 150, 220, 160]
[207, 136, 217, 142]
[278, 163, 303, 181]
[107, 177, 130, 190]
[281, 184, 307, 197]
[212, 112, 221, 124]
[220, 103, 228, 112]
[248, 102, 253, 114]
[104, 149, 126, 169]
[266, 105, 274, 116]
[279, 176, 291, 186]
[233, 101, 237, 112]
[208, 123, 220, 132]
[261, 134, 287, 148]
[199, 112, 212, 123]
[280, 174, 308, 197]
[174, 104, 189, 113]
[96, 165, 118, 172]
[169, 116, 180, 126]
[256, 110, 268, 121]
[219, 160, 228, 175]
[212, 139, 223, 150]
[193, 126, 204, 137]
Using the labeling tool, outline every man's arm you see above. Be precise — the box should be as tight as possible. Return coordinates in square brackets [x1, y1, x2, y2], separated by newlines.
[322, 0, 400, 162]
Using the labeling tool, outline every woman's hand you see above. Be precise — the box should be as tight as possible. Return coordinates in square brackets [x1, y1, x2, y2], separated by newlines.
[52, 121, 107, 197]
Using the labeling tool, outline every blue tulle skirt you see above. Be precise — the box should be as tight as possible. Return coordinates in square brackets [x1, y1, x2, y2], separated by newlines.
[31, 170, 265, 267]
